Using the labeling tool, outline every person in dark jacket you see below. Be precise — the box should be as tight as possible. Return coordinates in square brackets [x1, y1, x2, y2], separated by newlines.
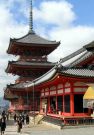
[13, 114, 17, 123]
[26, 114, 29, 125]
[0, 118, 6, 135]
[17, 119, 22, 133]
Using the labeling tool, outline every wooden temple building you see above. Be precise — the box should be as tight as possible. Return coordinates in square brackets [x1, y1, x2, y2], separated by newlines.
[11, 41, 94, 118]
[4, 1, 94, 124]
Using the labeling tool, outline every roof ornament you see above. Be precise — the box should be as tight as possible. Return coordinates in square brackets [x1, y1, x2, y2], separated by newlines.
[29, 0, 34, 34]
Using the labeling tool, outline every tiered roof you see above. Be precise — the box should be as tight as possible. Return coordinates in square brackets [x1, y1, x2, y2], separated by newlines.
[4, 88, 18, 100]
[6, 61, 56, 74]
[7, 33, 60, 55]
[9, 41, 94, 89]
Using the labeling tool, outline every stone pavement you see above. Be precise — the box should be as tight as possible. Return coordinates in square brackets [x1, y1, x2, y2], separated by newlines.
[4, 120, 94, 135]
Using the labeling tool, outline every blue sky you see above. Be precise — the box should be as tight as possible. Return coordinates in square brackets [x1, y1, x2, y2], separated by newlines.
[67, 0, 94, 26]
[0, 0, 94, 96]
[35, 0, 94, 26]
[4, 0, 94, 29]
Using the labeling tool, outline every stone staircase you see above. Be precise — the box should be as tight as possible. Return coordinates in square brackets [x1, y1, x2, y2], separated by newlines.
[30, 114, 44, 125]
[42, 115, 64, 129]
[29, 115, 94, 129]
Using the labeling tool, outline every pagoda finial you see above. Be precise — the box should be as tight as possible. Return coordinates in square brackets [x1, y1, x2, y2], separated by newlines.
[29, 0, 34, 34]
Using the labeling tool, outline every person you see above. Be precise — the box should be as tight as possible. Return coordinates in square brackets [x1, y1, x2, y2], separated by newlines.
[0, 118, 6, 135]
[22, 114, 25, 125]
[17, 119, 22, 133]
[13, 114, 17, 123]
[6, 112, 9, 121]
[26, 114, 29, 125]
[1, 111, 5, 117]
[1, 111, 6, 122]
[44, 103, 47, 115]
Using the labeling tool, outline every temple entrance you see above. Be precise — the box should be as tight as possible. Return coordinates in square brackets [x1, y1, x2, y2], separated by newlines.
[57, 96, 63, 113]
[41, 98, 48, 113]
[74, 94, 84, 113]
[50, 96, 56, 113]
[64, 95, 70, 113]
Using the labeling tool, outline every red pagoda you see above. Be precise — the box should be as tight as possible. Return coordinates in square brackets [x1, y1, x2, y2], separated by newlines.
[4, 0, 60, 112]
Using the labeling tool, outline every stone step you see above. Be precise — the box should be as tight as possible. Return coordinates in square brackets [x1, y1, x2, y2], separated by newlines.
[30, 114, 44, 125]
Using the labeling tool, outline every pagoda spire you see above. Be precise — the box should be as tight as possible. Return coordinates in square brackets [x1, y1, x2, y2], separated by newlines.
[29, 0, 34, 34]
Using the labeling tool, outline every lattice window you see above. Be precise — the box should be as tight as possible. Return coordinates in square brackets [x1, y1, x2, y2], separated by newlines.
[45, 88, 49, 92]
[57, 84, 63, 89]
[65, 82, 70, 87]
[50, 86, 56, 91]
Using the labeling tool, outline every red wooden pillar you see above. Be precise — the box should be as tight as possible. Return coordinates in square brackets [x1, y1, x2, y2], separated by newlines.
[56, 89, 58, 113]
[63, 83, 65, 114]
[48, 96, 50, 113]
[70, 94, 74, 116]
[40, 97, 42, 113]
[48, 87, 51, 113]
[70, 83, 74, 116]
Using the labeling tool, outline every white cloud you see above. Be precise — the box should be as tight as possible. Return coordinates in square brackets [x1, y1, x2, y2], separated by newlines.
[0, 1, 28, 96]
[48, 26, 94, 62]
[33, 1, 94, 62]
[34, 0, 76, 28]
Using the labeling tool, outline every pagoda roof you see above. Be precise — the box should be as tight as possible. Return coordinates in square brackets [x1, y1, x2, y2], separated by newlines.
[4, 89, 18, 100]
[6, 61, 55, 74]
[6, 67, 56, 90]
[11, 32, 60, 45]
[6, 82, 29, 90]
[7, 32, 60, 55]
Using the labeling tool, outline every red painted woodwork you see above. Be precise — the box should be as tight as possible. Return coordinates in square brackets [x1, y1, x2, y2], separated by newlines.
[39, 75, 91, 117]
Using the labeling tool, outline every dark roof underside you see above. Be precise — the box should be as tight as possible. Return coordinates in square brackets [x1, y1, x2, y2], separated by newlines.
[10, 61, 56, 66]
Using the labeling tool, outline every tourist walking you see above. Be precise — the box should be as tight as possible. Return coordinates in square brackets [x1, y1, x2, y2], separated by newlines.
[0, 118, 6, 135]
[22, 114, 25, 125]
[17, 119, 22, 133]
[26, 114, 29, 125]
[13, 114, 17, 123]
[6, 112, 9, 121]
[1, 111, 6, 122]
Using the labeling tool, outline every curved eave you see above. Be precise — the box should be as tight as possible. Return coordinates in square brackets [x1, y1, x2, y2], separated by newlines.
[4, 95, 18, 101]
[4, 90, 18, 101]
[13, 32, 60, 45]
[33, 70, 94, 88]
[12, 62, 55, 67]
[25, 68, 94, 89]
[7, 39, 14, 54]
[83, 41, 94, 51]
[5, 62, 11, 73]
[60, 72, 94, 79]
[6, 82, 30, 91]
[24, 67, 57, 88]
[6, 61, 55, 73]
[7, 38, 60, 55]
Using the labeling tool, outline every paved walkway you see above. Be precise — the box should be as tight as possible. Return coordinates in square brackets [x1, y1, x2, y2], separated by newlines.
[4, 120, 94, 135]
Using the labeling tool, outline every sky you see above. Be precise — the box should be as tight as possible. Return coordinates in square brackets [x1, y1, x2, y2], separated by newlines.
[0, 0, 94, 97]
